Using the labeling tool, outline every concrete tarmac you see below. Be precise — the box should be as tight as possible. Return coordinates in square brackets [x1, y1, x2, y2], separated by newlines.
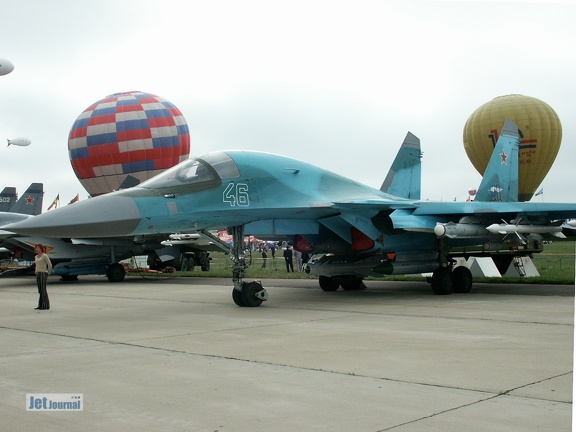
[0, 275, 573, 431]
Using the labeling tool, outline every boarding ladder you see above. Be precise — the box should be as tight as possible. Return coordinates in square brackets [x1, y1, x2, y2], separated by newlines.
[510, 246, 527, 277]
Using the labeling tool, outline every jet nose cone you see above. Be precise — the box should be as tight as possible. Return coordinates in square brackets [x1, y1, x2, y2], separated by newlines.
[5, 195, 141, 238]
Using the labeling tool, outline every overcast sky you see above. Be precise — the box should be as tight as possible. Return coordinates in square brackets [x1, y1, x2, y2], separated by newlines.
[1, 0, 575, 210]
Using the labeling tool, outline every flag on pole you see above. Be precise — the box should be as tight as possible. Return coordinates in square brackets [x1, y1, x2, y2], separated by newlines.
[47, 194, 59, 211]
[535, 188, 544, 196]
[68, 194, 79, 205]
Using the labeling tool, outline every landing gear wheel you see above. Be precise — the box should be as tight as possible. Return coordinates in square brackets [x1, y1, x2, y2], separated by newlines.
[106, 263, 125, 282]
[243, 281, 265, 307]
[186, 256, 195, 271]
[452, 266, 473, 293]
[232, 287, 246, 307]
[340, 276, 365, 291]
[319, 275, 340, 292]
[180, 258, 189, 272]
[181, 256, 195, 272]
[232, 281, 265, 307]
[431, 267, 452, 295]
[229, 225, 267, 306]
[201, 259, 210, 272]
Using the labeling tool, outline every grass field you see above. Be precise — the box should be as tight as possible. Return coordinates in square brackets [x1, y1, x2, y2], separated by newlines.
[525, 241, 575, 283]
[163, 241, 575, 285]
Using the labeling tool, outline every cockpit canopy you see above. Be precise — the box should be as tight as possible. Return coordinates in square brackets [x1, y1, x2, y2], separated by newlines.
[139, 151, 240, 190]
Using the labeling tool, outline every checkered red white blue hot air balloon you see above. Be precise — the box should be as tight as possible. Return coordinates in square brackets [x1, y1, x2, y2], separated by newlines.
[68, 91, 191, 196]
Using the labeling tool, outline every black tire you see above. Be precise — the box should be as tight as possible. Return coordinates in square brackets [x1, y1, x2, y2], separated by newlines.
[180, 257, 189, 272]
[106, 263, 125, 282]
[452, 266, 473, 293]
[340, 276, 365, 291]
[186, 256, 195, 272]
[241, 281, 264, 307]
[319, 275, 340, 292]
[232, 288, 246, 307]
[201, 258, 210, 272]
[431, 267, 452, 295]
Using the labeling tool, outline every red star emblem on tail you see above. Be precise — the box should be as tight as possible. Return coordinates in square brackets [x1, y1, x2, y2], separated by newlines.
[500, 151, 508, 165]
[25, 195, 34, 205]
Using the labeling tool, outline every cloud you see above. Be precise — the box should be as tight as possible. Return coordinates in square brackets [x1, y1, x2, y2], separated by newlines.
[0, 0, 575, 205]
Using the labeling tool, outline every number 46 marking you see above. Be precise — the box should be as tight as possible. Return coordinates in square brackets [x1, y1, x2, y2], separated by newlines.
[223, 183, 250, 207]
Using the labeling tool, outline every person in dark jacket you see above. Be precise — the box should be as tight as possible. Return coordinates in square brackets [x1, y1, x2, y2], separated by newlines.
[283, 246, 294, 272]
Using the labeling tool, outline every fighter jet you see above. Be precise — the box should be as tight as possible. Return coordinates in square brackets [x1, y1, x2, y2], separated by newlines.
[0, 184, 44, 259]
[0, 185, 215, 281]
[6, 119, 576, 306]
[2, 232, 216, 281]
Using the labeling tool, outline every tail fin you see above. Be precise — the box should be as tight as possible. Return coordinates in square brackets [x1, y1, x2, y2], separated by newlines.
[474, 119, 519, 202]
[0, 187, 18, 212]
[10, 183, 44, 215]
[380, 132, 422, 199]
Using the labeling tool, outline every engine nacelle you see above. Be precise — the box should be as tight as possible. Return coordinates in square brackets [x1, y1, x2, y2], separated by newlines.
[307, 253, 438, 277]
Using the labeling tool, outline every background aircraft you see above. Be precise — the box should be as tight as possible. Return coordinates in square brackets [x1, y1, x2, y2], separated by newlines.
[0, 183, 44, 216]
[0, 187, 18, 212]
[0, 184, 215, 280]
[0, 183, 221, 282]
[0, 184, 44, 260]
[7, 120, 576, 307]
[1, 232, 216, 281]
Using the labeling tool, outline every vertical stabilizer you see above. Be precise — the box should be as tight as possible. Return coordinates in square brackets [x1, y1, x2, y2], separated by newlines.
[474, 119, 519, 202]
[380, 132, 422, 199]
[10, 183, 44, 215]
[0, 187, 17, 212]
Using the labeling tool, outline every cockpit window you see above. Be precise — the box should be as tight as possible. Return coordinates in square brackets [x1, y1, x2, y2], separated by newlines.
[200, 151, 240, 179]
[139, 151, 239, 190]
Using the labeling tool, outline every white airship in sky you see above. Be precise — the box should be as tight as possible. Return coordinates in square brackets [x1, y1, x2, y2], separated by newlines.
[7, 137, 31, 147]
[0, 58, 14, 76]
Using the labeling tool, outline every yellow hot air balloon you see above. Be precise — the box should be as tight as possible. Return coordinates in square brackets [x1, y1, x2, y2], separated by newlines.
[463, 94, 562, 201]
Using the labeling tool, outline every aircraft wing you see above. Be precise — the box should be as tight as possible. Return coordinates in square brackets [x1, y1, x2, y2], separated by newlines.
[0, 212, 32, 239]
[412, 201, 576, 219]
[0, 229, 16, 239]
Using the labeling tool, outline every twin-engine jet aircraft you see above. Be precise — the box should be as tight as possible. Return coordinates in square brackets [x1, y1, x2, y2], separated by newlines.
[6, 119, 576, 306]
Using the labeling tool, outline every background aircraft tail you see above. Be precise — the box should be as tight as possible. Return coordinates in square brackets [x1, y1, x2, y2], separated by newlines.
[474, 119, 519, 202]
[0, 187, 18, 212]
[380, 132, 422, 199]
[10, 183, 44, 215]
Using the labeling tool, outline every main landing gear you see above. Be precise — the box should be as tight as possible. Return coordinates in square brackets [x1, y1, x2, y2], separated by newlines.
[430, 266, 473, 295]
[229, 225, 268, 307]
[431, 238, 473, 295]
[318, 275, 366, 292]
